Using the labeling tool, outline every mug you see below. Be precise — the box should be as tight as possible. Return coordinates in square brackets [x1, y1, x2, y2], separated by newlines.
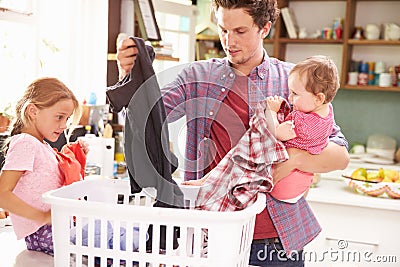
[375, 61, 386, 74]
[379, 73, 391, 87]
[348, 72, 358, 85]
[365, 24, 380, 40]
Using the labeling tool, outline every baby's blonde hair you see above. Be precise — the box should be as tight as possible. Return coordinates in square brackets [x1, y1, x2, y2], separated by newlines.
[4, 77, 81, 152]
[290, 55, 340, 103]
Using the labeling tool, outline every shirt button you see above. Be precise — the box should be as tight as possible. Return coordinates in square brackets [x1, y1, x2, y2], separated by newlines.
[221, 88, 226, 92]
[221, 74, 226, 79]
[209, 111, 214, 116]
[229, 73, 234, 78]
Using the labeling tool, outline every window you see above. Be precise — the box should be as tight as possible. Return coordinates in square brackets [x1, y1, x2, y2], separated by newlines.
[0, 0, 108, 114]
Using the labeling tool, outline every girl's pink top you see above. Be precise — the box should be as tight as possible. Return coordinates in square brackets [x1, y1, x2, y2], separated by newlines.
[2, 133, 62, 239]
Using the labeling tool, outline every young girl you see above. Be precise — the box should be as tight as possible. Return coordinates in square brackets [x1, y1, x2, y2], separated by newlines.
[0, 77, 88, 255]
[265, 55, 340, 202]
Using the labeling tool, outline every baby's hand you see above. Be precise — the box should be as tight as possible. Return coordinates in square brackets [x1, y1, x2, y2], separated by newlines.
[266, 96, 284, 112]
[77, 139, 89, 155]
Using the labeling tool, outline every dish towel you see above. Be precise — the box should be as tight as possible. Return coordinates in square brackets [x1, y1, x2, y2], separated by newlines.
[195, 100, 290, 211]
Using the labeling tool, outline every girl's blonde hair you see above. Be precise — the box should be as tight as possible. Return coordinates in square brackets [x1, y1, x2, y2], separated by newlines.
[4, 77, 81, 152]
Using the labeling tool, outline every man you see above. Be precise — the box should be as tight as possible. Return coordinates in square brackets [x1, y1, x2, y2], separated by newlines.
[115, 0, 349, 265]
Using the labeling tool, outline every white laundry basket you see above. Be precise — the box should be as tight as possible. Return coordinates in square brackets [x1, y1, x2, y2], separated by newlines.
[42, 179, 266, 267]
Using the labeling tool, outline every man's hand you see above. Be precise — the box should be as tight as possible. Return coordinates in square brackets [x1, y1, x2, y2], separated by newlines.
[273, 143, 349, 183]
[116, 38, 138, 80]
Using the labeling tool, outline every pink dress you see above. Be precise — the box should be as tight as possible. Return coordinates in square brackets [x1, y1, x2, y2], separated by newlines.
[2, 133, 63, 239]
[271, 104, 334, 203]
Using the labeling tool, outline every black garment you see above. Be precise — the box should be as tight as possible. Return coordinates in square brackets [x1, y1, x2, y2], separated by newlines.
[106, 37, 183, 250]
[106, 37, 184, 208]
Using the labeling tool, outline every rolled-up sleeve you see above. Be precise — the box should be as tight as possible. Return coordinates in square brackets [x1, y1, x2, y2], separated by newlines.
[329, 122, 348, 149]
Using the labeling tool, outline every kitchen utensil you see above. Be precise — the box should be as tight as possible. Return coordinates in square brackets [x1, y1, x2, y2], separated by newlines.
[342, 175, 379, 183]
[342, 167, 400, 199]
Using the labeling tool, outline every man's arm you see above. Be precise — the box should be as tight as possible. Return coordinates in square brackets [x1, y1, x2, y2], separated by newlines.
[273, 142, 350, 183]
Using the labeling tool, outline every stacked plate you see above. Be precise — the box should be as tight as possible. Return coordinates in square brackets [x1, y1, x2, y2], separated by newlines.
[349, 134, 397, 165]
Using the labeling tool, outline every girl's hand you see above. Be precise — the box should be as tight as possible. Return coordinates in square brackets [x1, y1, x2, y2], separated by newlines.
[77, 139, 89, 155]
[42, 210, 52, 225]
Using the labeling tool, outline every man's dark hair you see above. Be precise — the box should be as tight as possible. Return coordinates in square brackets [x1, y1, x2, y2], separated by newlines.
[212, 0, 280, 30]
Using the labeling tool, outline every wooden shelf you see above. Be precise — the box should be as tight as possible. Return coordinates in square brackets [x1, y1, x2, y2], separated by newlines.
[274, 0, 400, 93]
[154, 54, 180, 62]
[196, 34, 219, 41]
[107, 53, 179, 62]
[193, 1, 399, 93]
[263, 39, 275, 44]
[107, 53, 117, 61]
[347, 39, 400, 46]
[342, 85, 400, 92]
[278, 38, 343, 44]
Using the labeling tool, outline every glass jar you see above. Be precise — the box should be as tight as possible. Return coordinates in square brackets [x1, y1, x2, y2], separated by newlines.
[114, 132, 125, 162]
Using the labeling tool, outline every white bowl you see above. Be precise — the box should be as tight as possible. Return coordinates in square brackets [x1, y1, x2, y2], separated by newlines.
[343, 178, 400, 199]
[366, 147, 395, 160]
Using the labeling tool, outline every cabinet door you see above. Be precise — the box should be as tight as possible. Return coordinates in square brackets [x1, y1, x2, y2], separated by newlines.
[305, 202, 400, 267]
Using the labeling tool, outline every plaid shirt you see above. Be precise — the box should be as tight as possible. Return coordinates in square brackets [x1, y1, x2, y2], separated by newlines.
[162, 53, 294, 181]
[195, 100, 289, 211]
[159, 52, 347, 255]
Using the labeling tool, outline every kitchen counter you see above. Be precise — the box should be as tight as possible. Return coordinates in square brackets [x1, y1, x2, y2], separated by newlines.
[307, 177, 400, 212]
[307, 160, 400, 211]
[304, 161, 400, 266]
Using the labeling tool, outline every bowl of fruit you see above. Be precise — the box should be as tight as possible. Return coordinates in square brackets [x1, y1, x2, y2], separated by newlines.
[342, 168, 400, 199]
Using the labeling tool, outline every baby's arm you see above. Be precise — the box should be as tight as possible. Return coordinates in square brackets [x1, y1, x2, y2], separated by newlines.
[265, 96, 296, 141]
[275, 121, 296, 141]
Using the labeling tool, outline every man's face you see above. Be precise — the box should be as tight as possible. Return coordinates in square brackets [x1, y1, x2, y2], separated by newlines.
[215, 7, 269, 71]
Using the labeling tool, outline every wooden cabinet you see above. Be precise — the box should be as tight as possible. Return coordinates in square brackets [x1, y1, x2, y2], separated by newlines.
[195, 0, 400, 92]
